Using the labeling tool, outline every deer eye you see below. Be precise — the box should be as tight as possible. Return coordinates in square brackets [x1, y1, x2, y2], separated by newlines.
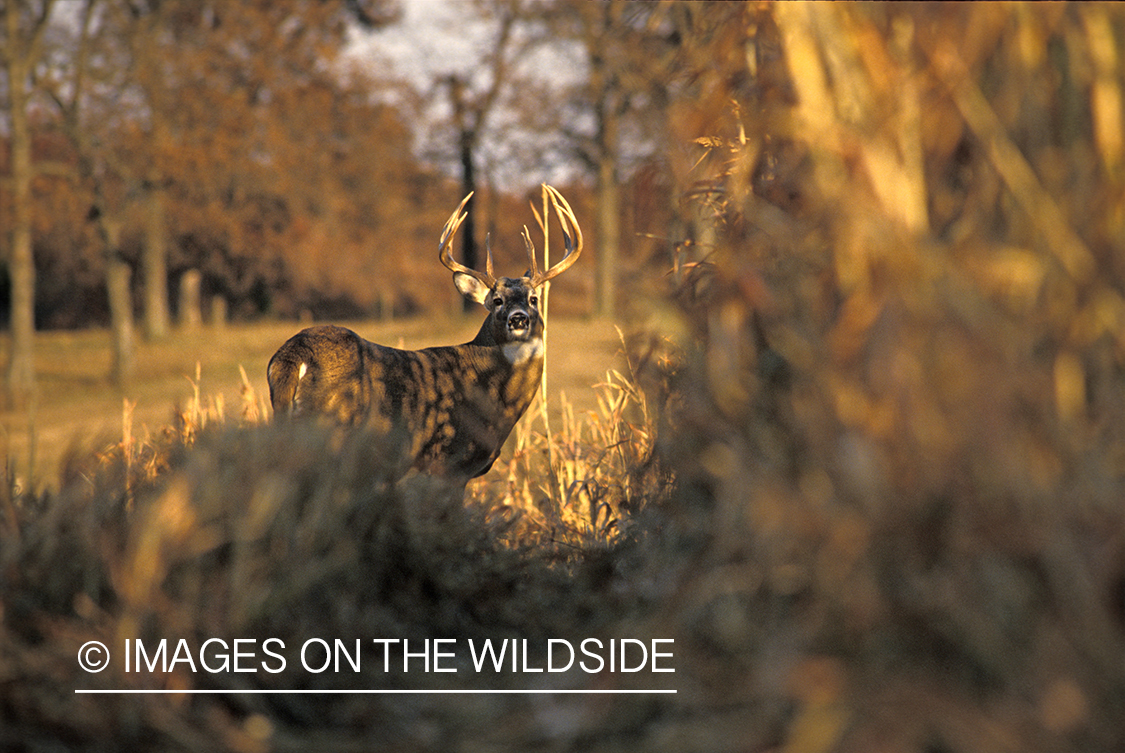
[492, 297, 503, 308]
[529, 295, 538, 306]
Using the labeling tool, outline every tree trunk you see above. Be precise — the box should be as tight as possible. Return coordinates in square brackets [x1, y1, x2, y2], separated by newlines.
[178, 269, 202, 330]
[142, 186, 171, 339]
[595, 149, 620, 318]
[209, 296, 228, 328]
[106, 258, 135, 387]
[459, 129, 479, 314]
[585, 1, 623, 319]
[591, 70, 621, 318]
[4, 34, 37, 408]
[448, 75, 480, 315]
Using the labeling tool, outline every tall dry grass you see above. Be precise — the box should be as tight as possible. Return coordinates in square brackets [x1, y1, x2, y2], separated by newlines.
[1, 350, 663, 749]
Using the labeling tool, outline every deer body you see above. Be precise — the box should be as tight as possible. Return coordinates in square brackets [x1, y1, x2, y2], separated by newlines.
[267, 186, 581, 487]
[268, 304, 543, 482]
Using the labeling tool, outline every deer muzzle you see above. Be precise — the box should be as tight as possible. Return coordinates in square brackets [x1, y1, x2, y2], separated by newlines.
[507, 309, 531, 336]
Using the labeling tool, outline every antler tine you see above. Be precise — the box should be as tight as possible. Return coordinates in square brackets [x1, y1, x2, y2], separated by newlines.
[439, 192, 471, 248]
[531, 185, 584, 286]
[484, 232, 495, 280]
[438, 192, 495, 287]
[520, 225, 541, 280]
[527, 192, 546, 280]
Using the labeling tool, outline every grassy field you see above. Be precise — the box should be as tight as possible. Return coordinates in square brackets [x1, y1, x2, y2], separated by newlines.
[0, 315, 625, 490]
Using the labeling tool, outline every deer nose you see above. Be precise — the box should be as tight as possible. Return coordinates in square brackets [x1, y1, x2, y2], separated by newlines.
[507, 310, 530, 332]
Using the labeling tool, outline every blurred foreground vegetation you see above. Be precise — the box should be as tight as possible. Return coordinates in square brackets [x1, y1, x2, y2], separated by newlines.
[2, 3, 1124, 752]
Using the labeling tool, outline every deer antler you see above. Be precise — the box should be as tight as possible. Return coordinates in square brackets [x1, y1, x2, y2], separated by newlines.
[526, 185, 584, 287]
[442, 186, 580, 288]
[439, 192, 495, 287]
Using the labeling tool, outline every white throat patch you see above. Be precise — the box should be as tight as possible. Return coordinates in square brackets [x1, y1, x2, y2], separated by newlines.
[503, 338, 544, 365]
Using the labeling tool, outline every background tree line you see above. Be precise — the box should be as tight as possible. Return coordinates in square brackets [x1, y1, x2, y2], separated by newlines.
[3, 1, 1123, 417]
[0, 0, 703, 405]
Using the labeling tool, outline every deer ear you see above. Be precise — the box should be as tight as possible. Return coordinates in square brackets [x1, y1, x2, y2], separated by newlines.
[453, 273, 490, 305]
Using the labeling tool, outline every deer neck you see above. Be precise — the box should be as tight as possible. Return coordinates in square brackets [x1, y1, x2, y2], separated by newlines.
[464, 334, 544, 374]
[460, 317, 544, 414]
[427, 337, 539, 445]
[468, 316, 543, 365]
[502, 338, 544, 366]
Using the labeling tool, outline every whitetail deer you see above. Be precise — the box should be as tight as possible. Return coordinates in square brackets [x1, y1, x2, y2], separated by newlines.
[267, 185, 582, 486]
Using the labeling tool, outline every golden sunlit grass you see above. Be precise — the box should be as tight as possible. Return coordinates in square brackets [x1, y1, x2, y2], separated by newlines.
[0, 316, 621, 491]
[479, 335, 665, 549]
[1, 315, 662, 747]
[79, 326, 657, 554]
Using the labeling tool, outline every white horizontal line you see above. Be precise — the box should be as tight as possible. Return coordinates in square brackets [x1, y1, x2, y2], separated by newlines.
[76, 688, 677, 695]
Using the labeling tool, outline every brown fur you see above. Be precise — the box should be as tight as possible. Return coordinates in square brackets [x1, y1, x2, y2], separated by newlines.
[268, 281, 545, 485]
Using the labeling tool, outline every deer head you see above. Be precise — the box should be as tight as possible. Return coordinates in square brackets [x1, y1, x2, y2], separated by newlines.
[438, 185, 582, 351]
